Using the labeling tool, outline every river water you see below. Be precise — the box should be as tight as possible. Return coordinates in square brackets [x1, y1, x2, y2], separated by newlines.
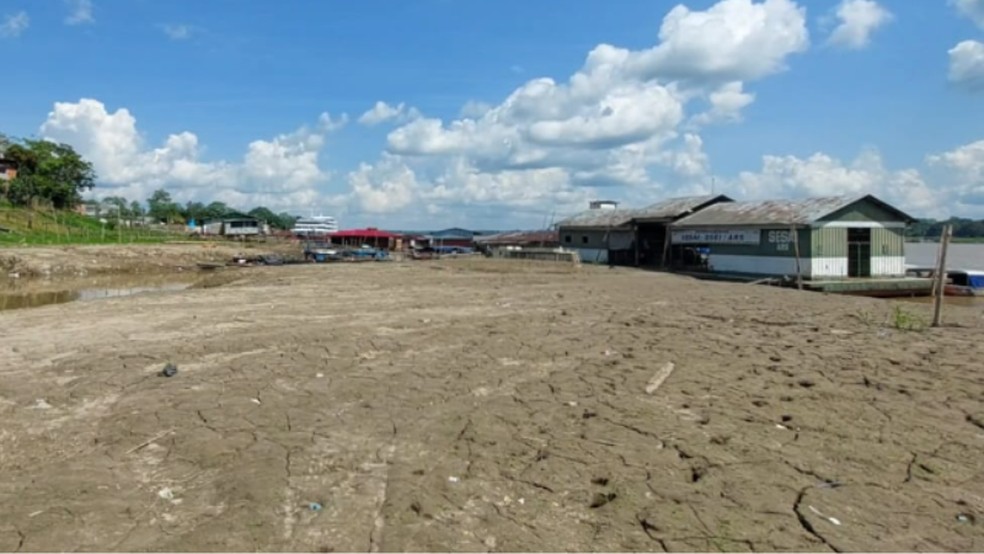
[905, 243, 984, 271]
[0, 274, 197, 311]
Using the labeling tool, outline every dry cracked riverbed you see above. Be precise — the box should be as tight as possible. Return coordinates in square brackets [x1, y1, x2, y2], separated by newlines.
[1, 259, 983, 551]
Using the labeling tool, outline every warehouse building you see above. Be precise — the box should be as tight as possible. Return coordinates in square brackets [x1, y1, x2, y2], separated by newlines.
[669, 194, 915, 279]
[555, 196, 731, 266]
[555, 200, 635, 265]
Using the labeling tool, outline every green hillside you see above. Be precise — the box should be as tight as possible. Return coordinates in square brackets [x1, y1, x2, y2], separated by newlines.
[0, 206, 179, 246]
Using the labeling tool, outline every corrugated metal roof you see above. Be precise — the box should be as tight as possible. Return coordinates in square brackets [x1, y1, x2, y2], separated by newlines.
[555, 208, 640, 229]
[474, 230, 559, 245]
[637, 195, 732, 220]
[672, 194, 910, 227]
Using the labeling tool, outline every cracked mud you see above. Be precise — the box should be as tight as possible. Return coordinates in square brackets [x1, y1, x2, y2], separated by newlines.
[1, 259, 983, 551]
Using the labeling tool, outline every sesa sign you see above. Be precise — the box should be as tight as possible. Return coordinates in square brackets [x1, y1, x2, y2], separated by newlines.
[672, 229, 761, 245]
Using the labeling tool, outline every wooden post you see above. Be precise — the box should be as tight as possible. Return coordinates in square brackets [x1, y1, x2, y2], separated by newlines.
[661, 228, 672, 268]
[633, 223, 640, 267]
[931, 224, 952, 328]
[790, 225, 803, 290]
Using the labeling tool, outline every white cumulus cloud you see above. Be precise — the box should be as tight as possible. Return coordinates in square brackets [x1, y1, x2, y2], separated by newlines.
[948, 40, 984, 91]
[953, 0, 984, 29]
[928, 139, 984, 206]
[39, 98, 349, 212]
[65, 0, 94, 25]
[1, 11, 29, 38]
[825, 0, 892, 50]
[732, 149, 942, 217]
[627, 0, 810, 83]
[357, 101, 420, 126]
[691, 81, 756, 125]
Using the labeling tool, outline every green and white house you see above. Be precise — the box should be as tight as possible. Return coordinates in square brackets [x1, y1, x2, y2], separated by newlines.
[669, 195, 915, 279]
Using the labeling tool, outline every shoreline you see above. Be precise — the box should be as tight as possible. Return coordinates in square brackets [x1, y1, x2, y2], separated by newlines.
[0, 242, 302, 280]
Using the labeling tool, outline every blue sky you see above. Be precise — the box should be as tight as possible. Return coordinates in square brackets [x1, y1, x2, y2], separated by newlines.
[3, 0, 984, 228]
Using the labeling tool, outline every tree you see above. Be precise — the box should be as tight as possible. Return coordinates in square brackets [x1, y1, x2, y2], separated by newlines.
[103, 196, 129, 218]
[3, 139, 95, 208]
[278, 212, 297, 230]
[129, 200, 145, 218]
[182, 201, 206, 223]
[147, 189, 180, 223]
[248, 206, 279, 227]
[203, 201, 230, 220]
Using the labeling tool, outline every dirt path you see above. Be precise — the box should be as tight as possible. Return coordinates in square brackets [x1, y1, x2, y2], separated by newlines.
[1, 260, 982, 551]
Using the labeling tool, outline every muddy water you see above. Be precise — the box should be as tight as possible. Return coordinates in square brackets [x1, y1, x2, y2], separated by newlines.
[0, 273, 199, 311]
[906, 242, 984, 271]
[904, 242, 983, 307]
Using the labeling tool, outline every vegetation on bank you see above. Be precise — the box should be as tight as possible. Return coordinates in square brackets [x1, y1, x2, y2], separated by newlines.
[905, 218, 984, 241]
[0, 205, 180, 246]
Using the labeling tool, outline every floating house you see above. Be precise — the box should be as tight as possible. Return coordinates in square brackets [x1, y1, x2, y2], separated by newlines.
[200, 215, 265, 237]
[330, 227, 401, 250]
[424, 228, 478, 249]
[669, 194, 915, 279]
[473, 230, 560, 251]
[555, 195, 731, 265]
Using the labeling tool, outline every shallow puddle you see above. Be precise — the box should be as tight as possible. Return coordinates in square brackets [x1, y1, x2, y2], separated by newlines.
[0, 274, 198, 311]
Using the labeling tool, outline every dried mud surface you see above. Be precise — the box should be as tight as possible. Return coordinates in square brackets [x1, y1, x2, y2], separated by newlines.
[1, 242, 299, 279]
[1, 259, 983, 552]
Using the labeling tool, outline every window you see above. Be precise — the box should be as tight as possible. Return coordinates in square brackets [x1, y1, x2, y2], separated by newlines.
[581, 236, 589, 244]
[564, 235, 572, 243]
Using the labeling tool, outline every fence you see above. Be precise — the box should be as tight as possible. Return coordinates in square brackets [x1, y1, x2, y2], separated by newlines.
[490, 247, 581, 265]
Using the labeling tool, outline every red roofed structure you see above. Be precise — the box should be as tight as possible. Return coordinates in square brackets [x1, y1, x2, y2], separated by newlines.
[330, 227, 402, 249]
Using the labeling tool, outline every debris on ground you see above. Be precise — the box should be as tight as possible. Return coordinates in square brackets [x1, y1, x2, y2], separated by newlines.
[160, 363, 178, 378]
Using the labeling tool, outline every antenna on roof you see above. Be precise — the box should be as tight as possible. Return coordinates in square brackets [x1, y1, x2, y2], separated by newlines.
[711, 177, 716, 195]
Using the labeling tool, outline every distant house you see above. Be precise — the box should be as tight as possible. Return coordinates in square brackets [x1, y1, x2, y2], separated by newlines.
[330, 227, 401, 249]
[0, 159, 18, 181]
[424, 227, 478, 248]
[200, 214, 265, 237]
[473, 230, 559, 251]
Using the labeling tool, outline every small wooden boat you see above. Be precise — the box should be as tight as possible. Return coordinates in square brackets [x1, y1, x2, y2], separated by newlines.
[905, 267, 984, 296]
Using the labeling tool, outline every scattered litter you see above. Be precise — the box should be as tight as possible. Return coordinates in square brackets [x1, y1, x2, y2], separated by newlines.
[566, 401, 578, 407]
[250, 398, 262, 405]
[159, 363, 178, 378]
[158, 487, 175, 501]
[33, 398, 52, 410]
[448, 476, 460, 483]
[603, 349, 616, 357]
[830, 329, 853, 336]
[809, 505, 842, 526]
[125, 429, 175, 454]
[309, 502, 323, 512]
[316, 373, 324, 378]
[28, 510, 43, 518]
[775, 424, 788, 430]
[956, 513, 975, 524]
[817, 481, 843, 489]
[645, 362, 677, 395]
[518, 498, 525, 505]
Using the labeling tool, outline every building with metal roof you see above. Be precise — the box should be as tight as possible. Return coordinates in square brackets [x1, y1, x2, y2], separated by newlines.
[555, 195, 732, 266]
[670, 194, 916, 279]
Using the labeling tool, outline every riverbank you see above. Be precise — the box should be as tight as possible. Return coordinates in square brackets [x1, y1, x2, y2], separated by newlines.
[0, 242, 301, 279]
[1, 260, 982, 551]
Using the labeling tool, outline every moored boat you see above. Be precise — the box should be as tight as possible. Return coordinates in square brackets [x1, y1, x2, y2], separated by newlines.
[904, 267, 984, 296]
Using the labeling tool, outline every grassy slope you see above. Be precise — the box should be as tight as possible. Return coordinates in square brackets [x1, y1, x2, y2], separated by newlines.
[0, 207, 179, 246]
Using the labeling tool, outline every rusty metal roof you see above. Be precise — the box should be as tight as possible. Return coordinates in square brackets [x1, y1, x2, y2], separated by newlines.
[671, 194, 913, 227]
[474, 230, 559, 245]
[557, 194, 732, 229]
[555, 208, 640, 229]
[637, 194, 733, 221]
